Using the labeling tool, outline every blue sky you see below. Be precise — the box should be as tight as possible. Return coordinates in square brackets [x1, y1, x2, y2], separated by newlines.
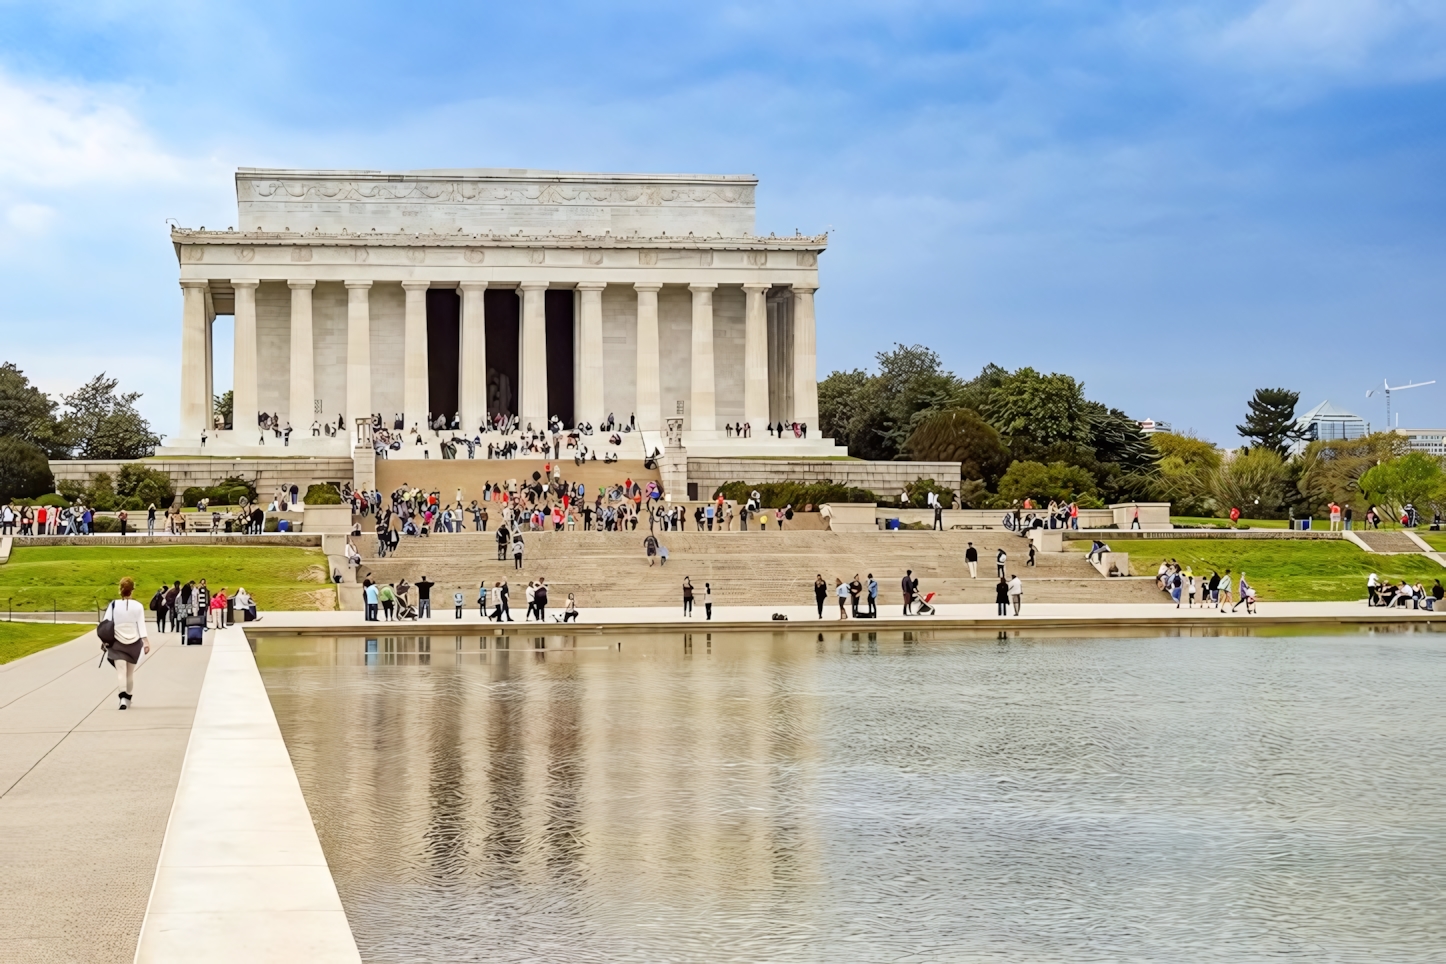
[2, 0, 1444, 443]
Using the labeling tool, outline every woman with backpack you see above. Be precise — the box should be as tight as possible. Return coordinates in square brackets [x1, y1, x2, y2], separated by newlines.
[101, 577, 150, 710]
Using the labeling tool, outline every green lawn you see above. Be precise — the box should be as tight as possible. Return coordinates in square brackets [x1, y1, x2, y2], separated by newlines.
[1418, 533, 1446, 553]
[1095, 539, 1445, 602]
[0, 546, 336, 613]
[0, 622, 90, 664]
[1171, 515, 1294, 529]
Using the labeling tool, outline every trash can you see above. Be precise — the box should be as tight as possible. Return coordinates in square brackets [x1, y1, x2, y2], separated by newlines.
[1299, 518, 1311, 531]
[278, 519, 290, 532]
[225, 596, 235, 626]
[886, 518, 900, 530]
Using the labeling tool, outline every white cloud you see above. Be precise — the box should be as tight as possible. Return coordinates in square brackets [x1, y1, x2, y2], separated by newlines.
[0, 69, 183, 186]
[1218, 0, 1446, 73]
[5, 202, 56, 233]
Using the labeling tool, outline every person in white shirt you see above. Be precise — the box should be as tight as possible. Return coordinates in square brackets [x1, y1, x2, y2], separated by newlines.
[102, 577, 150, 710]
[1008, 574, 1024, 616]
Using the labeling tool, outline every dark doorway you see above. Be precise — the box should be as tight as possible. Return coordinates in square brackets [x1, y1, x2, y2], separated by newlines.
[545, 290, 575, 425]
[484, 288, 520, 419]
[426, 288, 460, 426]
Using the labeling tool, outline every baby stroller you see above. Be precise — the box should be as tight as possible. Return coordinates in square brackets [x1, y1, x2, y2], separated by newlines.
[915, 592, 938, 616]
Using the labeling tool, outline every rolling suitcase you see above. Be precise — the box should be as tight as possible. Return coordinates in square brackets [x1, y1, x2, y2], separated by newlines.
[185, 613, 206, 645]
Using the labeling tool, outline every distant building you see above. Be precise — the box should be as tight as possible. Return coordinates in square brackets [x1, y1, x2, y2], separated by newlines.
[1138, 419, 1172, 435]
[1295, 400, 1367, 452]
[1394, 429, 1446, 456]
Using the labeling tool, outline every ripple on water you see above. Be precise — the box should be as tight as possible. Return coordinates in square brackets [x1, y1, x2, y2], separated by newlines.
[256, 630, 1446, 963]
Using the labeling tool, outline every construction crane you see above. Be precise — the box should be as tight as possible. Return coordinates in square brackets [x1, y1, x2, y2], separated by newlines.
[1366, 378, 1436, 429]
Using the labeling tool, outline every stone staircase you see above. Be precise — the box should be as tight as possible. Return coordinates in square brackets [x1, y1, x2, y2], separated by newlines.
[374, 458, 662, 504]
[352, 529, 1164, 611]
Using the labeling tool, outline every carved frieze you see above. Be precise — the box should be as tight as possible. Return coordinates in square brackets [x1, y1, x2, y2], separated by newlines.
[235, 247, 255, 262]
[527, 249, 545, 264]
[700, 250, 713, 266]
[796, 251, 817, 267]
[240, 177, 755, 207]
[181, 246, 204, 262]
[464, 248, 486, 264]
[352, 248, 368, 263]
[638, 251, 657, 266]
[747, 251, 767, 267]
[586, 251, 603, 265]
[405, 248, 425, 264]
[291, 246, 312, 262]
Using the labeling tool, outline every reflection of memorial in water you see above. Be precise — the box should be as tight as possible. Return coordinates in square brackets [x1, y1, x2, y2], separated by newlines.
[256, 629, 1446, 963]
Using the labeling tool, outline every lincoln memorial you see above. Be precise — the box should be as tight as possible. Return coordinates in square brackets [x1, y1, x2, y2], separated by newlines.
[164, 167, 841, 460]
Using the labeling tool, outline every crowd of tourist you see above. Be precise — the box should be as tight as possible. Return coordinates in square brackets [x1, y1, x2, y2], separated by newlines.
[1153, 560, 1257, 613]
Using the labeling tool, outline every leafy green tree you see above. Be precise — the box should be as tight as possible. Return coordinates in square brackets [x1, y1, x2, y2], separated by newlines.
[1210, 447, 1290, 518]
[903, 408, 1010, 488]
[1296, 431, 1409, 516]
[817, 344, 964, 461]
[983, 367, 1091, 449]
[115, 463, 175, 507]
[0, 362, 69, 457]
[1359, 452, 1444, 517]
[1236, 388, 1304, 456]
[0, 436, 55, 501]
[60, 374, 160, 460]
[996, 460, 1099, 505]
[1150, 432, 1221, 515]
[84, 472, 118, 511]
[213, 390, 233, 430]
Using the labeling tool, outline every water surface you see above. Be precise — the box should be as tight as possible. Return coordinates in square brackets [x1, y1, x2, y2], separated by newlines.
[255, 627, 1446, 962]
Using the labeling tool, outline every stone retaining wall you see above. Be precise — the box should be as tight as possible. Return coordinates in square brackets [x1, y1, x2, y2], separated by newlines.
[687, 458, 961, 496]
[47, 457, 354, 491]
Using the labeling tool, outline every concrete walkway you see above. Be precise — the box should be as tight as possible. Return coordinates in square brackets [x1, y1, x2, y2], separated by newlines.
[0, 628, 211, 963]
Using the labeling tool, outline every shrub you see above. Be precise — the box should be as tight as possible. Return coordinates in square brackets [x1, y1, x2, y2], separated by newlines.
[304, 482, 343, 505]
[115, 463, 175, 507]
[0, 436, 55, 502]
[714, 481, 879, 508]
[902, 478, 956, 509]
[996, 460, 1098, 505]
[86, 472, 118, 512]
[90, 515, 122, 532]
[57, 479, 85, 503]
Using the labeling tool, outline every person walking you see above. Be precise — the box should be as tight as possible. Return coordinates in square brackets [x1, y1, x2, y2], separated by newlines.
[814, 575, 828, 619]
[535, 578, 548, 622]
[994, 575, 1010, 616]
[996, 548, 1007, 579]
[835, 578, 849, 619]
[703, 582, 712, 621]
[478, 581, 488, 618]
[966, 543, 978, 579]
[901, 569, 915, 616]
[1232, 573, 1252, 613]
[1008, 573, 1023, 616]
[500, 579, 513, 621]
[867, 573, 878, 617]
[644, 533, 659, 565]
[683, 577, 695, 617]
[1027, 542, 1036, 567]
[101, 577, 150, 710]
[1218, 569, 1234, 611]
[512, 532, 525, 570]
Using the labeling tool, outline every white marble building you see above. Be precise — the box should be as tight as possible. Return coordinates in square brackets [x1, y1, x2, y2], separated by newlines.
[166, 168, 840, 459]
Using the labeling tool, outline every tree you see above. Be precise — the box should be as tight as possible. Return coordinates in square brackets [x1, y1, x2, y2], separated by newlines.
[0, 362, 68, 457]
[1359, 452, 1444, 517]
[1296, 432, 1409, 516]
[115, 463, 175, 508]
[1237, 388, 1304, 456]
[214, 390, 233, 430]
[903, 408, 1011, 488]
[60, 374, 160, 460]
[1210, 447, 1290, 518]
[0, 436, 55, 501]
[1150, 432, 1222, 515]
[982, 367, 1091, 450]
[996, 460, 1099, 505]
[816, 344, 964, 461]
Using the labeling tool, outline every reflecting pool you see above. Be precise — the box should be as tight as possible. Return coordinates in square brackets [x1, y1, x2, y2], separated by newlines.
[254, 627, 1446, 963]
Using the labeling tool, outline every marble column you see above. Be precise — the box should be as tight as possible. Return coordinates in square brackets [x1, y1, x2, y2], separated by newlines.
[402, 281, 430, 430]
[792, 286, 819, 427]
[345, 281, 372, 435]
[634, 282, 663, 432]
[576, 282, 606, 429]
[518, 282, 549, 430]
[288, 280, 315, 429]
[178, 280, 210, 439]
[230, 280, 259, 436]
[742, 283, 770, 431]
[689, 283, 717, 435]
[459, 282, 488, 432]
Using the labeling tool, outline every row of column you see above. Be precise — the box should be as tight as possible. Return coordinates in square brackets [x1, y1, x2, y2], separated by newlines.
[181, 280, 818, 441]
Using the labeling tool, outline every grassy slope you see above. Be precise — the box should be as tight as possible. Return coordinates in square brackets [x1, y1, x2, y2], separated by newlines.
[0, 546, 335, 613]
[0, 623, 89, 664]
[1106, 539, 1444, 602]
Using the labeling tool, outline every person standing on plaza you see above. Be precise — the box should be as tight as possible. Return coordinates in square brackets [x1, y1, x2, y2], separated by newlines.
[835, 578, 849, 619]
[814, 575, 828, 618]
[644, 533, 659, 565]
[147, 503, 156, 535]
[101, 577, 150, 710]
[996, 548, 1007, 579]
[512, 531, 525, 570]
[379, 581, 396, 620]
[848, 574, 862, 618]
[704, 582, 712, 621]
[901, 569, 915, 615]
[867, 574, 878, 616]
[1069, 502, 1079, 529]
[683, 577, 694, 617]
[995, 575, 1010, 616]
[1027, 542, 1036, 567]
[966, 543, 978, 579]
[416, 576, 434, 618]
[1329, 502, 1342, 531]
[535, 578, 548, 622]
[933, 497, 943, 531]
[364, 579, 378, 621]
[1008, 573, 1023, 615]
